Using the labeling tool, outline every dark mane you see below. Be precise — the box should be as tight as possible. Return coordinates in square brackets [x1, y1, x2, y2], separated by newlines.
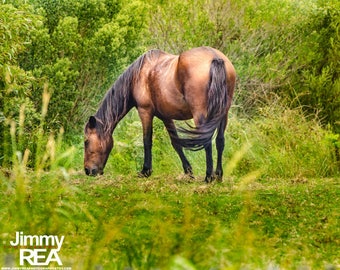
[94, 50, 164, 137]
[94, 52, 147, 136]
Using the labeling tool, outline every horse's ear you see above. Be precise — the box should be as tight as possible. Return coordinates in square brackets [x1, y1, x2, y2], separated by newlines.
[88, 116, 97, 129]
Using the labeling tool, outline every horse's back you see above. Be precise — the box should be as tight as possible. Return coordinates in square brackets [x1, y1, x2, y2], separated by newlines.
[178, 47, 235, 92]
[134, 47, 235, 123]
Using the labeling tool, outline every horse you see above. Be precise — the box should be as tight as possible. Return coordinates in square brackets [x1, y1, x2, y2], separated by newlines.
[84, 46, 236, 182]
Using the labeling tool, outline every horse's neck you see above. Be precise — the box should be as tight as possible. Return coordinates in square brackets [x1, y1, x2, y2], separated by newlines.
[95, 89, 133, 135]
[95, 53, 146, 133]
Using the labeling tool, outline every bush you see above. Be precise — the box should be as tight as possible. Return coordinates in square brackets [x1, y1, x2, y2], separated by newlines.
[1, 0, 149, 166]
[21, 0, 149, 131]
[0, 3, 41, 165]
[286, 1, 340, 133]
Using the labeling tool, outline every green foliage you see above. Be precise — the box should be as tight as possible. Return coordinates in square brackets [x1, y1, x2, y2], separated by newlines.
[0, 0, 148, 165]
[287, 1, 340, 132]
[148, 0, 245, 53]
[149, 0, 214, 52]
[0, 101, 78, 239]
[0, 3, 41, 165]
[19, 0, 149, 131]
[234, 0, 340, 134]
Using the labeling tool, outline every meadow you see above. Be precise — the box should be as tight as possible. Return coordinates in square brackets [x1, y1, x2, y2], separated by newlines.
[1, 104, 339, 269]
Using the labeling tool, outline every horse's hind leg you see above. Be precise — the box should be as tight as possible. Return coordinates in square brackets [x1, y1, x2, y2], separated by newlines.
[215, 117, 227, 182]
[163, 120, 193, 177]
[203, 117, 227, 183]
[204, 142, 214, 183]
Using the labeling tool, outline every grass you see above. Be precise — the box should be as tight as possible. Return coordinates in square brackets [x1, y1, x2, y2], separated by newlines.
[1, 164, 339, 269]
[72, 175, 340, 269]
[0, 102, 339, 269]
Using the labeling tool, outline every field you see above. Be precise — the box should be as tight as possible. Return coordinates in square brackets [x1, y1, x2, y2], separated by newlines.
[1, 168, 339, 269]
[1, 111, 339, 269]
[65, 173, 340, 269]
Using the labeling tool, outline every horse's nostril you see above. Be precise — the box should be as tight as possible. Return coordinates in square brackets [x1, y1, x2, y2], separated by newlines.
[85, 168, 90, 175]
[92, 168, 97, 175]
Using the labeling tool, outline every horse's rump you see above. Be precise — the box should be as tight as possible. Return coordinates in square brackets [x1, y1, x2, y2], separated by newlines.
[173, 55, 228, 150]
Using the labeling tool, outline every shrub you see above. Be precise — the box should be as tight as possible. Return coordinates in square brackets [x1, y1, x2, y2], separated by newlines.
[1, 0, 149, 166]
[0, 3, 41, 166]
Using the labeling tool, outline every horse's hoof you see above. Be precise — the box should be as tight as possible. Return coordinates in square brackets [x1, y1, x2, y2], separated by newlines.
[138, 169, 152, 178]
[215, 176, 223, 182]
[187, 173, 195, 179]
[214, 174, 223, 183]
[214, 170, 223, 182]
[184, 169, 195, 179]
[204, 175, 214, 183]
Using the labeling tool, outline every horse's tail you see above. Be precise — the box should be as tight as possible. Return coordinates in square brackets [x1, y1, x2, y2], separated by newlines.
[176, 58, 228, 150]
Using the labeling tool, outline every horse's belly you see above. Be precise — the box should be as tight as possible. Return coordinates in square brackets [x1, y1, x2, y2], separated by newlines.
[159, 107, 192, 121]
[155, 94, 192, 120]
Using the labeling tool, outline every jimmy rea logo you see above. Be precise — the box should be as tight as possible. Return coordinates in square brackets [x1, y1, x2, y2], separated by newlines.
[5, 231, 65, 267]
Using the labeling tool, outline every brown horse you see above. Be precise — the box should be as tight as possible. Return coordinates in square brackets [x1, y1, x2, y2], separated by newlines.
[84, 46, 236, 182]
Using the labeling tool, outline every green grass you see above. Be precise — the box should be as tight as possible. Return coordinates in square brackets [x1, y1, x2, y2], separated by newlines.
[1, 165, 339, 269]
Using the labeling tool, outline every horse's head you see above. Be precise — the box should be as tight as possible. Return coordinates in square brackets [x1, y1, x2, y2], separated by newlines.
[84, 116, 113, 176]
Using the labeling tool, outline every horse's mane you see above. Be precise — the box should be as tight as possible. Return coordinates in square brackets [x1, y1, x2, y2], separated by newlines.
[94, 50, 163, 136]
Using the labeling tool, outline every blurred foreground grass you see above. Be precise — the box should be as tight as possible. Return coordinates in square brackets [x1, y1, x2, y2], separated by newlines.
[1, 167, 339, 269]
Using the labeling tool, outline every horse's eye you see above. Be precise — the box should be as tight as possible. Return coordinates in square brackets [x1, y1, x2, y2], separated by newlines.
[84, 140, 89, 147]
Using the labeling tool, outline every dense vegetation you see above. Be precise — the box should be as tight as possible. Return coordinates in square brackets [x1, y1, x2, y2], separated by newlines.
[1, 0, 340, 162]
[0, 0, 339, 268]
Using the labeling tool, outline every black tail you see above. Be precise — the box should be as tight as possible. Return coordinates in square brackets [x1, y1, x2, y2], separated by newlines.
[175, 58, 228, 150]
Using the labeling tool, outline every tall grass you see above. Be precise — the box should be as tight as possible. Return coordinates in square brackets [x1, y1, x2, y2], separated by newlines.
[0, 92, 81, 267]
[225, 102, 339, 179]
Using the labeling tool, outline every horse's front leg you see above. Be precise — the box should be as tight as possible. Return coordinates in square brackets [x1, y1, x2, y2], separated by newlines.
[138, 108, 153, 177]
